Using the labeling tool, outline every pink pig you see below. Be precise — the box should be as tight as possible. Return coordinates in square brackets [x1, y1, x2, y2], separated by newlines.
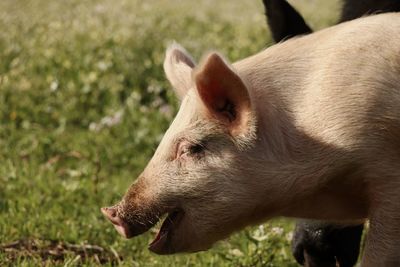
[102, 13, 400, 266]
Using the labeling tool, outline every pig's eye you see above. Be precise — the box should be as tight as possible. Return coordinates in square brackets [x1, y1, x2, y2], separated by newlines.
[176, 141, 204, 159]
[189, 144, 204, 154]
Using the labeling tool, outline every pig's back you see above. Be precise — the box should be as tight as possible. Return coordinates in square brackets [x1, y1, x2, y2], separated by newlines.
[237, 13, 400, 151]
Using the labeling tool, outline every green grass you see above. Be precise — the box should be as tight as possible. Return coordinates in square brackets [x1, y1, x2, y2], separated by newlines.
[0, 0, 339, 266]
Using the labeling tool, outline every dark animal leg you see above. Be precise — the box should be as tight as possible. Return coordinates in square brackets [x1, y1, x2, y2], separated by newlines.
[262, 0, 312, 43]
[292, 220, 364, 267]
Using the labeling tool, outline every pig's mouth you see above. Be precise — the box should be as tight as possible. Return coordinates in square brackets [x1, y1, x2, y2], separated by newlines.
[101, 206, 185, 254]
[148, 209, 184, 254]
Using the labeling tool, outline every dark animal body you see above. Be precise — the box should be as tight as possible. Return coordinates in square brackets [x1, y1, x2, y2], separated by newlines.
[292, 221, 364, 267]
[340, 0, 400, 22]
[263, 0, 400, 42]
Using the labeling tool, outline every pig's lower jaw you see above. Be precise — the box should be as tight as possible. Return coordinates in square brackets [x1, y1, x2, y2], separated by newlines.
[148, 210, 184, 254]
[113, 223, 132, 238]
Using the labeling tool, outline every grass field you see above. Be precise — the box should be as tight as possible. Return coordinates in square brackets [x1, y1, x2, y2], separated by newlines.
[0, 0, 339, 266]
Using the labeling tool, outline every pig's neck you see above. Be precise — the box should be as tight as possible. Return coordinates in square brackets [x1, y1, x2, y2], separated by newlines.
[233, 43, 310, 160]
[233, 50, 368, 222]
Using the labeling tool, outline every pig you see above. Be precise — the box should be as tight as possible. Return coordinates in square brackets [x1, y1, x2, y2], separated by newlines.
[263, 1, 400, 266]
[102, 13, 400, 266]
[262, 1, 365, 266]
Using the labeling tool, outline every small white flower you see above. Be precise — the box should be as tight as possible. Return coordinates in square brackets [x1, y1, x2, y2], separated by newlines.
[50, 80, 58, 92]
[229, 249, 244, 257]
[286, 231, 293, 242]
[89, 122, 99, 132]
[89, 110, 124, 132]
[97, 61, 108, 71]
[271, 227, 284, 235]
[251, 225, 269, 241]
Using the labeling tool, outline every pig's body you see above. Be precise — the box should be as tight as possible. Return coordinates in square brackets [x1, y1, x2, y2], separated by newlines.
[234, 12, 400, 221]
[262, 2, 400, 266]
[103, 13, 400, 266]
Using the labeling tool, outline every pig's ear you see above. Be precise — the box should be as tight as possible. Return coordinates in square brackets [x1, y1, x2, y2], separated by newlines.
[194, 53, 254, 138]
[163, 43, 196, 99]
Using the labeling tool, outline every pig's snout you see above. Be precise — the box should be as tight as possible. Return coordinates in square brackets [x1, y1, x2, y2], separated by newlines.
[101, 206, 118, 224]
[101, 206, 133, 238]
[101, 202, 160, 239]
[101, 207, 117, 223]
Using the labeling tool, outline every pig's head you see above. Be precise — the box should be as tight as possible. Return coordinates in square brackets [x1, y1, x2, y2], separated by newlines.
[102, 43, 260, 254]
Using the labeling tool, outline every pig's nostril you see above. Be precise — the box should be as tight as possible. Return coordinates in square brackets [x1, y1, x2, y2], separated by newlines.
[101, 206, 118, 220]
[108, 207, 117, 217]
[110, 209, 117, 217]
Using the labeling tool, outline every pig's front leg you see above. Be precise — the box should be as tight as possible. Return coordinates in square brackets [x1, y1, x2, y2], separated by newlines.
[292, 220, 364, 267]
